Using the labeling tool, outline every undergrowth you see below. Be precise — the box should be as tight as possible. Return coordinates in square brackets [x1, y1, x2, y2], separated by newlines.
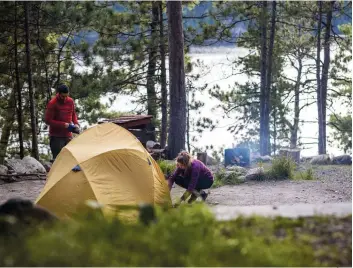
[267, 157, 296, 180]
[294, 167, 316, 180]
[212, 168, 245, 188]
[157, 160, 176, 177]
[0, 204, 351, 267]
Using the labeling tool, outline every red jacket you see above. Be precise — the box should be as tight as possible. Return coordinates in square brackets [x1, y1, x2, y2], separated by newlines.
[45, 94, 79, 137]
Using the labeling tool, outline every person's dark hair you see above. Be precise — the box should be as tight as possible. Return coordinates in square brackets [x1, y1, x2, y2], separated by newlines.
[57, 84, 69, 94]
[176, 151, 192, 168]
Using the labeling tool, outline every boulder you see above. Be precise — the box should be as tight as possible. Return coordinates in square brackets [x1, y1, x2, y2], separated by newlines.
[206, 155, 218, 165]
[5, 157, 46, 175]
[0, 165, 8, 175]
[5, 159, 28, 175]
[332, 155, 352, 165]
[301, 156, 313, 163]
[22, 156, 46, 174]
[252, 155, 273, 163]
[310, 154, 331, 165]
[245, 167, 265, 180]
[260, 155, 273, 162]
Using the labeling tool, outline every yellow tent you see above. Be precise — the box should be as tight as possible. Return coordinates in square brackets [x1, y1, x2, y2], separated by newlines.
[36, 122, 171, 218]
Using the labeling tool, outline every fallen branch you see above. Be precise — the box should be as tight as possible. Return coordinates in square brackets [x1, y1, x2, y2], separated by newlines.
[0, 173, 47, 177]
[0, 173, 47, 183]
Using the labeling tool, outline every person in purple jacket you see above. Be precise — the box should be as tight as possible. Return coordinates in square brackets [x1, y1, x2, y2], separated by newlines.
[168, 151, 214, 206]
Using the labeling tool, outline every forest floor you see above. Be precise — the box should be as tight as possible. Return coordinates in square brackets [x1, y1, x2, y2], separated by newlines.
[171, 165, 352, 207]
[0, 165, 351, 214]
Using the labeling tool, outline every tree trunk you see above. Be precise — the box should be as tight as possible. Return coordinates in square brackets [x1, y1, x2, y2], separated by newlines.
[316, 1, 323, 154]
[35, 2, 52, 104]
[24, 2, 39, 160]
[0, 91, 16, 164]
[320, 1, 334, 154]
[290, 55, 303, 149]
[14, 1, 24, 159]
[146, 1, 159, 122]
[159, 1, 168, 149]
[265, 0, 276, 155]
[272, 87, 277, 155]
[259, 1, 268, 156]
[167, 1, 186, 159]
[186, 80, 191, 153]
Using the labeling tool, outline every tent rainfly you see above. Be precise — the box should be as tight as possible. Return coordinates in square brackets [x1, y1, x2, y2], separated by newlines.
[36, 123, 171, 218]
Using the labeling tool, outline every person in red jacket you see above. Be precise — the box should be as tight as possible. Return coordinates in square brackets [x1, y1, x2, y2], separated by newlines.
[45, 84, 79, 161]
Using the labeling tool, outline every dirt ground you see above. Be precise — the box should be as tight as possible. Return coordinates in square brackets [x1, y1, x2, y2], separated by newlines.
[0, 165, 351, 207]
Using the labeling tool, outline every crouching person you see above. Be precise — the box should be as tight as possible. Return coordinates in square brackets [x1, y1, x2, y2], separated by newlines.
[168, 151, 214, 206]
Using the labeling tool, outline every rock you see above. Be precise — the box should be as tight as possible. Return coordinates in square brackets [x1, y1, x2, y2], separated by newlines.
[22, 156, 46, 174]
[197, 152, 218, 165]
[5, 157, 46, 175]
[260, 155, 273, 162]
[250, 152, 261, 162]
[310, 154, 331, 165]
[5, 159, 27, 175]
[301, 156, 313, 162]
[40, 161, 52, 172]
[0, 165, 8, 175]
[226, 165, 247, 175]
[245, 167, 265, 180]
[332, 155, 352, 165]
[253, 155, 273, 163]
[206, 155, 218, 165]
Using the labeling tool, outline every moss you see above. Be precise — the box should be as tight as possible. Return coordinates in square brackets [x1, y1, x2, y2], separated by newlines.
[0, 205, 351, 267]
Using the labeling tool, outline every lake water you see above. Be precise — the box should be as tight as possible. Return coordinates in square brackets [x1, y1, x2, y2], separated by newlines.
[80, 46, 348, 157]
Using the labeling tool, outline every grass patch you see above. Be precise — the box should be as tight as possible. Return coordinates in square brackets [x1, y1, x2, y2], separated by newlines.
[294, 167, 316, 180]
[212, 168, 245, 188]
[157, 160, 176, 177]
[0, 204, 351, 267]
[267, 157, 296, 180]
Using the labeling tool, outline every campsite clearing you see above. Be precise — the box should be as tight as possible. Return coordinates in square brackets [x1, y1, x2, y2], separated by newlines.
[0, 165, 350, 212]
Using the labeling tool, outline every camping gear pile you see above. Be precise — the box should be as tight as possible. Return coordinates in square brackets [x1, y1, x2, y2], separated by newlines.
[224, 147, 251, 167]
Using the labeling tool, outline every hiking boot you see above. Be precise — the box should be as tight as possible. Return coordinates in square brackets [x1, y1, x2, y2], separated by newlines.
[200, 190, 208, 202]
[187, 193, 198, 204]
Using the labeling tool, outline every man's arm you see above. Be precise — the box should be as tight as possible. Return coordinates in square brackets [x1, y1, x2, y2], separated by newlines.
[72, 101, 79, 125]
[45, 102, 67, 128]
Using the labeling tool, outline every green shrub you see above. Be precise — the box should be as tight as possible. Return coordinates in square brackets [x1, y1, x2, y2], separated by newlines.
[294, 167, 316, 180]
[0, 205, 351, 267]
[212, 168, 244, 188]
[268, 157, 296, 180]
[157, 160, 176, 176]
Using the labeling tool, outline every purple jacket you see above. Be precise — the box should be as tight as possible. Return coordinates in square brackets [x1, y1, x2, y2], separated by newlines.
[168, 159, 214, 192]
